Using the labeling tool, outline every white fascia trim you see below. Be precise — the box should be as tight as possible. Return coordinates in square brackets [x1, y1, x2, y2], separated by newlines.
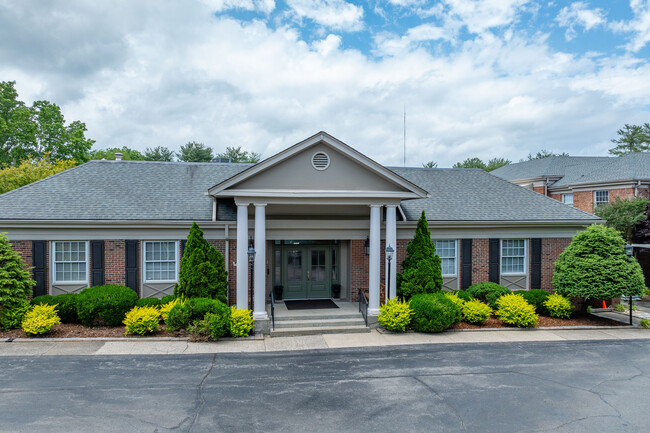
[207, 132, 429, 198]
[397, 220, 600, 229]
[0, 220, 231, 229]
[549, 179, 650, 193]
[223, 189, 422, 199]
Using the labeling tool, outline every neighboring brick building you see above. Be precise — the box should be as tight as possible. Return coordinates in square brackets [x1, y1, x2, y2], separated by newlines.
[491, 153, 650, 214]
[0, 132, 600, 330]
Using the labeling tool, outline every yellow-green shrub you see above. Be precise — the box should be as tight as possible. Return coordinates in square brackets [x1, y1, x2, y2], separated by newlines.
[160, 298, 184, 322]
[378, 297, 414, 332]
[462, 299, 492, 324]
[544, 293, 572, 319]
[21, 304, 61, 335]
[496, 293, 538, 328]
[123, 306, 160, 335]
[444, 292, 466, 314]
[229, 307, 254, 337]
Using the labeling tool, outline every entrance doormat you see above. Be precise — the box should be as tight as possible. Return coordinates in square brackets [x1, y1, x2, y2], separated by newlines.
[284, 299, 340, 310]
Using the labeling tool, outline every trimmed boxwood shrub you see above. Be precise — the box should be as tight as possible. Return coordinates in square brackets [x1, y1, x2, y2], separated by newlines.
[136, 297, 162, 308]
[443, 292, 466, 314]
[409, 293, 461, 333]
[467, 282, 511, 309]
[454, 290, 473, 302]
[21, 304, 60, 336]
[462, 299, 492, 324]
[77, 285, 138, 327]
[123, 306, 161, 335]
[544, 293, 572, 319]
[229, 307, 255, 337]
[160, 295, 176, 304]
[166, 297, 229, 331]
[31, 294, 79, 323]
[517, 289, 550, 316]
[496, 293, 538, 328]
[378, 297, 414, 332]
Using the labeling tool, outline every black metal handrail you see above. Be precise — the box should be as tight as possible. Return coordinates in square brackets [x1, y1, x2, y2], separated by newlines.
[358, 288, 368, 327]
[270, 291, 275, 330]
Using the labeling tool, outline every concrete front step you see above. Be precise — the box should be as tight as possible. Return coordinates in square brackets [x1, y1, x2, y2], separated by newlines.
[274, 318, 367, 329]
[274, 312, 363, 322]
[270, 325, 371, 337]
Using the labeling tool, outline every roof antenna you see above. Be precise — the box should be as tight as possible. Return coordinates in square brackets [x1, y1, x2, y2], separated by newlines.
[403, 105, 406, 167]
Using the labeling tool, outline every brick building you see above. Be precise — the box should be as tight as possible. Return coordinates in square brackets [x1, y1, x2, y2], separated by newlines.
[0, 132, 599, 331]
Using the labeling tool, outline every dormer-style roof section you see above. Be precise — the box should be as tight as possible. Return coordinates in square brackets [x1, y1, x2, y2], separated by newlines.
[208, 132, 429, 201]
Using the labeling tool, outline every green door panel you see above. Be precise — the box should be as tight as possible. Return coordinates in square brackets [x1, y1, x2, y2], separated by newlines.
[307, 248, 330, 298]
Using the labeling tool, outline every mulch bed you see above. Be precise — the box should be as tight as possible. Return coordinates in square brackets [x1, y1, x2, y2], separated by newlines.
[0, 323, 188, 339]
[450, 313, 626, 330]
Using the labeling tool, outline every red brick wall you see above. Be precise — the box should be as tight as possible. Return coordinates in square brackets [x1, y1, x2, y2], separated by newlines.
[104, 240, 126, 285]
[472, 239, 490, 284]
[573, 190, 593, 213]
[10, 240, 32, 272]
[610, 187, 636, 201]
[549, 193, 562, 202]
[350, 239, 368, 301]
[541, 237, 572, 291]
[533, 186, 546, 195]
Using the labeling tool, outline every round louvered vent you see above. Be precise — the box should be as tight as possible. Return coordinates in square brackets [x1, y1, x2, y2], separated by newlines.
[311, 152, 330, 170]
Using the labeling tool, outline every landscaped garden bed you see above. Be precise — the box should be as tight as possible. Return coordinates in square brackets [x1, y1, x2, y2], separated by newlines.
[450, 313, 626, 330]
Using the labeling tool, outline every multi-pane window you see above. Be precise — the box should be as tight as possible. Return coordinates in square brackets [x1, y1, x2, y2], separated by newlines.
[562, 193, 573, 206]
[54, 241, 88, 282]
[501, 240, 526, 274]
[434, 240, 457, 276]
[144, 241, 177, 281]
[594, 190, 609, 207]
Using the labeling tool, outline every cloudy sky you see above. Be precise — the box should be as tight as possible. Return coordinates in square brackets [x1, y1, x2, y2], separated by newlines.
[1, 1, 649, 166]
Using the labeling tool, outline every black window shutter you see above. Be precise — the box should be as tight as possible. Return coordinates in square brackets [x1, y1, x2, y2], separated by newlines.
[180, 240, 186, 259]
[530, 238, 542, 289]
[32, 241, 47, 297]
[125, 240, 139, 294]
[91, 240, 105, 287]
[460, 239, 472, 290]
[489, 238, 500, 283]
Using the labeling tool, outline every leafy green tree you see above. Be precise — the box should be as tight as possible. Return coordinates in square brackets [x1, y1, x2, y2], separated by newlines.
[595, 197, 650, 242]
[174, 222, 228, 303]
[144, 146, 174, 162]
[422, 161, 438, 168]
[0, 81, 94, 166]
[452, 157, 510, 171]
[485, 157, 511, 171]
[178, 141, 213, 162]
[90, 146, 145, 161]
[215, 146, 261, 163]
[398, 210, 442, 299]
[525, 150, 569, 160]
[0, 158, 76, 194]
[0, 233, 35, 311]
[609, 123, 650, 156]
[553, 225, 646, 305]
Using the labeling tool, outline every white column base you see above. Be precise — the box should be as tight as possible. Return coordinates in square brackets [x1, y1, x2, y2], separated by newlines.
[368, 308, 380, 316]
[253, 311, 269, 320]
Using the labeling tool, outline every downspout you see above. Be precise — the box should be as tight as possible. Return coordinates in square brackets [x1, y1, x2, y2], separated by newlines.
[635, 180, 641, 197]
[225, 224, 229, 282]
[544, 177, 548, 196]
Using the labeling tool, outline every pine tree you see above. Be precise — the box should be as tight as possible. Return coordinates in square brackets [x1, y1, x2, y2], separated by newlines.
[0, 233, 35, 310]
[174, 222, 228, 303]
[398, 211, 442, 298]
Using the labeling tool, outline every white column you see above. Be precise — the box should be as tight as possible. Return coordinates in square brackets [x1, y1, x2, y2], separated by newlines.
[385, 205, 397, 300]
[368, 205, 381, 315]
[236, 203, 249, 309]
[253, 204, 268, 320]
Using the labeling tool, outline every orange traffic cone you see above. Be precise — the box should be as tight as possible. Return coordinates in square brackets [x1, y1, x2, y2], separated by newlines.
[602, 300, 607, 309]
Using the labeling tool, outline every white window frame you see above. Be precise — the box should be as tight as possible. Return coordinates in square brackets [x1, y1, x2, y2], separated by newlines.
[500, 239, 527, 276]
[561, 193, 573, 206]
[142, 241, 179, 283]
[52, 241, 89, 284]
[433, 239, 458, 277]
[594, 190, 609, 207]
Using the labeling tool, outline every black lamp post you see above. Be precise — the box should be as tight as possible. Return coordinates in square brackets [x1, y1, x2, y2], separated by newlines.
[625, 244, 634, 325]
[248, 246, 256, 311]
[386, 244, 394, 304]
[364, 236, 370, 256]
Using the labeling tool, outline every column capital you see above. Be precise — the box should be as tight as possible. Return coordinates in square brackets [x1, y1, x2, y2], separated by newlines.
[253, 203, 267, 208]
[369, 204, 383, 209]
[235, 201, 250, 207]
[385, 204, 398, 209]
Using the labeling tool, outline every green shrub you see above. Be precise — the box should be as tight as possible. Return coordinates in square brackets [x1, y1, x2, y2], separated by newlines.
[615, 303, 626, 312]
[0, 233, 35, 311]
[454, 290, 473, 302]
[544, 293, 572, 319]
[553, 224, 645, 303]
[136, 297, 162, 308]
[517, 290, 550, 316]
[229, 307, 254, 337]
[462, 299, 492, 324]
[188, 307, 231, 341]
[166, 297, 229, 331]
[123, 306, 161, 335]
[409, 293, 461, 333]
[160, 298, 183, 322]
[77, 285, 138, 327]
[160, 295, 176, 304]
[31, 294, 79, 323]
[397, 211, 442, 298]
[378, 297, 414, 332]
[639, 319, 650, 329]
[496, 293, 538, 328]
[443, 292, 466, 314]
[21, 304, 60, 335]
[0, 301, 31, 330]
[467, 282, 511, 308]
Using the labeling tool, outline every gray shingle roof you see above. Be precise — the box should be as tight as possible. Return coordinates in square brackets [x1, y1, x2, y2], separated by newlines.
[491, 153, 650, 187]
[0, 160, 598, 222]
[389, 167, 598, 222]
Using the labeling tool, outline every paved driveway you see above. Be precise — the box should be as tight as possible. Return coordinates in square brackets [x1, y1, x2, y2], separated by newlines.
[2, 340, 650, 432]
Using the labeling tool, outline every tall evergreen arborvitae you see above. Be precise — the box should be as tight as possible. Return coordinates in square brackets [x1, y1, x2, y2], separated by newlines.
[398, 211, 442, 299]
[0, 233, 35, 310]
[174, 222, 228, 304]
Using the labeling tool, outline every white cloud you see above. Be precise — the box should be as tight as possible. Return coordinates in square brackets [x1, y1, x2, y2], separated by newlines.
[312, 34, 341, 55]
[556, 2, 606, 40]
[285, 0, 364, 31]
[374, 22, 460, 56]
[201, 0, 276, 14]
[610, 0, 650, 52]
[442, 0, 531, 34]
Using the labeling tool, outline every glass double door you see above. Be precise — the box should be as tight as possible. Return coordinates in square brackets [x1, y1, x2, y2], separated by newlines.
[283, 246, 331, 299]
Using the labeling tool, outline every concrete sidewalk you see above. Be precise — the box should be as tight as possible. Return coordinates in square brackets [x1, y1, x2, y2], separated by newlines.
[1, 326, 649, 356]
